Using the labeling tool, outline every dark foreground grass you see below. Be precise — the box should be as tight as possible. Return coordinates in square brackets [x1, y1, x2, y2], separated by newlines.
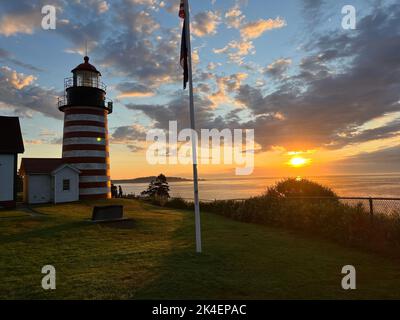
[0, 199, 400, 299]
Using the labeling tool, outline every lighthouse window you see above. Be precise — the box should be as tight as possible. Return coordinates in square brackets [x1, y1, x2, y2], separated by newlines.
[63, 179, 70, 191]
[76, 71, 99, 88]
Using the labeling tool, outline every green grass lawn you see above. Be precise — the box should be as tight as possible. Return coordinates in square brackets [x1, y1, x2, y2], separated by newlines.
[1, 198, 400, 299]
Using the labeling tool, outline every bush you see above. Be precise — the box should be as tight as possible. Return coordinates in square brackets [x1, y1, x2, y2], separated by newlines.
[165, 197, 192, 210]
[265, 178, 338, 198]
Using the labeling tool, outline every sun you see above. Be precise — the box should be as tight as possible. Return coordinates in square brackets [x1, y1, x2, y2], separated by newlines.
[289, 156, 309, 167]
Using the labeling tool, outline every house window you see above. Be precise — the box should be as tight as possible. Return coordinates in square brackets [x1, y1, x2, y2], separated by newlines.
[63, 179, 70, 191]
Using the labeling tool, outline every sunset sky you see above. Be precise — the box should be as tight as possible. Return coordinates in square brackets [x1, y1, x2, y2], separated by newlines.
[0, 0, 399, 179]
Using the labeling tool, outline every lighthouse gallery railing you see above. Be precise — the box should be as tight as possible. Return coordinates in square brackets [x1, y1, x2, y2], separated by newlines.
[64, 77, 107, 91]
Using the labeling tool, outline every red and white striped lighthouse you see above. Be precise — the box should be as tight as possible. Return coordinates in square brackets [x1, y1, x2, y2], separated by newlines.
[58, 56, 113, 200]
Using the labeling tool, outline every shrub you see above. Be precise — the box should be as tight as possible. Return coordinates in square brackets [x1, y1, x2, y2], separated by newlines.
[165, 197, 191, 210]
[266, 178, 338, 198]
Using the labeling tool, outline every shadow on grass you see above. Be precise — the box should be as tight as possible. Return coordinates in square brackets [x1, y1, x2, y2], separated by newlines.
[132, 206, 400, 300]
[0, 220, 91, 244]
[95, 219, 137, 229]
[0, 215, 31, 220]
[133, 210, 236, 300]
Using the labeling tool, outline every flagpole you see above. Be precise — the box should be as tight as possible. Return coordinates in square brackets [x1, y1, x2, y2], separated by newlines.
[183, 0, 202, 253]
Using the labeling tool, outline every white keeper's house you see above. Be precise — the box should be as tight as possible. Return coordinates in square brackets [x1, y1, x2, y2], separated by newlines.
[0, 116, 25, 208]
[19, 56, 113, 204]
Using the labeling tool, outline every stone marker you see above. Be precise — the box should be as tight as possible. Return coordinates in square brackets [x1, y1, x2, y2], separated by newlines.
[92, 205, 124, 222]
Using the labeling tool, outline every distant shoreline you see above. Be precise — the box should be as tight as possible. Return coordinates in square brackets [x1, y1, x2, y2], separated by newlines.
[112, 176, 205, 184]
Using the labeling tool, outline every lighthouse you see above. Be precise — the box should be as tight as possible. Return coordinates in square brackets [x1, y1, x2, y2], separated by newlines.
[58, 56, 113, 200]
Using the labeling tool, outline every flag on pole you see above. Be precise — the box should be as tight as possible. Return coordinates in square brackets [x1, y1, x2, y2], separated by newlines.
[179, 0, 188, 89]
[178, 0, 202, 253]
[179, 0, 185, 18]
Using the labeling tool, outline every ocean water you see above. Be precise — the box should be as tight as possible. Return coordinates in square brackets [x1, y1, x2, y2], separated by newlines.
[118, 174, 400, 200]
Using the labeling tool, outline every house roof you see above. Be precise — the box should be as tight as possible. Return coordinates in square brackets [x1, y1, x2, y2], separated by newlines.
[0, 116, 24, 153]
[20, 158, 64, 175]
[51, 163, 81, 175]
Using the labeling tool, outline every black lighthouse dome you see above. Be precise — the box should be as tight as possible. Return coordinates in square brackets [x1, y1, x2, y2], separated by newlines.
[58, 56, 113, 114]
[72, 56, 101, 75]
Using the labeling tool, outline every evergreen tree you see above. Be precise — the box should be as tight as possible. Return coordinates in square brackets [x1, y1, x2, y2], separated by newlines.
[141, 174, 170, 200]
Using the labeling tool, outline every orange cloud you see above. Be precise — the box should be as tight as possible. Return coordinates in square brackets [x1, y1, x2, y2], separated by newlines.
[225, 5, 245, 29]
[117, 92, 155, 98]
[240, 17, 286, 39]
[213, 40, 255, 64]
[1, 67, 36, 89]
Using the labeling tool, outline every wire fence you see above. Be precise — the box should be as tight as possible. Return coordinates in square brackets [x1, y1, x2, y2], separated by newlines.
[176, 197, 400, 216]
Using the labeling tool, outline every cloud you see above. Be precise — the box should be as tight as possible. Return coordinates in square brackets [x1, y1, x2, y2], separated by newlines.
[159, 0, 178, 13]
[130, 10, 160, 35]
[1, 66, 36, 89]
[264, 58, 292, 79]
[347, 145, 400, 165]
[232, 4, 400, 151]
[111, 123, 149, 153]
[240, 17, 286, 39]
[0, 0, 111, 61]
[302, 0, 325, 27]
[55, 16, 108, 54]
[329, 118, 400, 149]
[192, 11, 221, 37]
[302, 0, 324, 10]
[225, 5, 245, 29]
[2, 0, 398, 167]
[216, 11, 286, 64]
[99, 30, 180, 87]
[97, 1, 109, 14]
[0, 0, 45, 36]
[207, 62, 221, 71]
[112, 124, 147, 141]
[0, 0, 69, 37]
[24, 129, 62, 145]
[0, 66, 61, 119]
[0, 47, 43, 72]
[101, 3, 400, 160]
[129, 0, 163, 11]
[115, 82, 155, 98]
[125, 94, 220, 132]
[127, 145, 145, 152]
[335, 145, 400, 173]
[209, 73, 248, 108]
[95, 1, 181, 87]
[129, 4, 399, 154]
[0, 13, 38, 36]
[130, 0, 157, 4]
[213, 39, 255, 64]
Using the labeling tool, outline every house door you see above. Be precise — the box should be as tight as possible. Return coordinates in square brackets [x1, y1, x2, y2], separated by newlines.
[29, 175, 52, 204]
[0, 154, 14, 202]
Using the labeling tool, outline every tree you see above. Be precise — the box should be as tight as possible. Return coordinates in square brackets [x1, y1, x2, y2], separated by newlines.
[141, 174, 170, 205]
